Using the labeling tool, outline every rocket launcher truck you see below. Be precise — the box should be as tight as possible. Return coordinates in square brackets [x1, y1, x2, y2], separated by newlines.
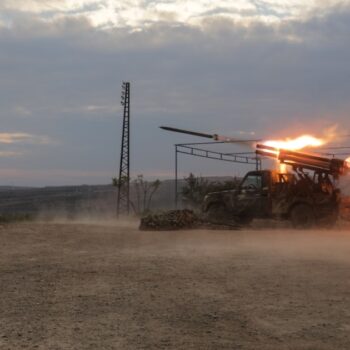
[202, 144, 349, 228]
[158, 126, 350, 228]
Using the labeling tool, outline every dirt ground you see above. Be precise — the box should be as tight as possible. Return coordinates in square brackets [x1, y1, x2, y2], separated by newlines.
[1, 221, 350, 350]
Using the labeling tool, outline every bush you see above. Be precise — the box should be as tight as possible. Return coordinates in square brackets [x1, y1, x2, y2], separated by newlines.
[0, 213, 34, 223]
[181, 173, 240, 208]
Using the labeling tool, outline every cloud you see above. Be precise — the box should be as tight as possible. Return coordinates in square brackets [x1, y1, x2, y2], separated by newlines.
[1, 0, 65, 12]
[0, 133, 52, 145]
[0, 151, 25, 157]
[61, 104, 121, 116]
[13, 106, 32, 117]
[0, 3, 349, 185]
[0, 0, 349, 31]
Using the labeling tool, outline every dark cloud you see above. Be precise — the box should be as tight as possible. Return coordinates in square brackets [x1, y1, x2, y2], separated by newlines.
[0, 6, 350, 185]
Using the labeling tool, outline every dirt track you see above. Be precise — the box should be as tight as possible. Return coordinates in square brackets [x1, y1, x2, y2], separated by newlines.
[1, 222, 350, 349]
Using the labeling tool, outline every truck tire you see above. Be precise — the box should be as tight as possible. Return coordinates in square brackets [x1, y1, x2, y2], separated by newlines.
[290, 204, 315, 229]
[205, 203, 230, 224]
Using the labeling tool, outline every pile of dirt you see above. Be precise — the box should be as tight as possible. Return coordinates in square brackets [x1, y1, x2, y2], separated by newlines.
[139, 209, 200, 230]
[139, 209, 242, 231]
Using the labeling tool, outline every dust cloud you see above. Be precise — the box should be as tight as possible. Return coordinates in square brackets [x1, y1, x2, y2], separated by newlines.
[34, 206, 139, 228]
[144, 227, 350, 265]
[340, 175, 350, 196]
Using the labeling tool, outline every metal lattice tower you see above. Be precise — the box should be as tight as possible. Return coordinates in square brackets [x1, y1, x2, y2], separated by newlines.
[117, 82, 131, 216]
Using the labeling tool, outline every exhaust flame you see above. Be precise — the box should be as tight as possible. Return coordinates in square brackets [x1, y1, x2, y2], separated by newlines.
[264, 135, 325, 151]
[263, 135, 326, 173]
[346, 157, 350, 168]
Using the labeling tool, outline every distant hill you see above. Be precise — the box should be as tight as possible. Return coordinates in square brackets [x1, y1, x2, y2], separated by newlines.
[0, 176, 240, 218]
[0, 186, 35, 190]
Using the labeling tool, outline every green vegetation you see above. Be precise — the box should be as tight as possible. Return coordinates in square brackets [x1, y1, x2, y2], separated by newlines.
[0, 213, 34, 223]
[182, 173, 240, 209]
[112, 174, 162, 216]
[131, 175, 161, 216]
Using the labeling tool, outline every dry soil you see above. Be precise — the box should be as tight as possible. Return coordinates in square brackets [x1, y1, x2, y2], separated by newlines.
[1, 221, 350, 349]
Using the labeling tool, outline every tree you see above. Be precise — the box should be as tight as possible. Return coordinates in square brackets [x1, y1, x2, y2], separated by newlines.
[112, 175, 161, 216]
[181, 173, 240, 209]
[181, 173, 209, 208]
[112, 175, 128, 187]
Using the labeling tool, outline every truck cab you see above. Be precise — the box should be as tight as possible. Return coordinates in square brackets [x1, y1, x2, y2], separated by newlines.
[202, 170, 273, 224]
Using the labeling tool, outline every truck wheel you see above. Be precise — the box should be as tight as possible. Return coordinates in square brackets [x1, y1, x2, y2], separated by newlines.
[205, 203, 230, 224]
[290, 204, 315, 229]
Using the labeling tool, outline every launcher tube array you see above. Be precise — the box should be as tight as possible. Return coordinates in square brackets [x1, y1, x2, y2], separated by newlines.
[256, 144, 348, 175]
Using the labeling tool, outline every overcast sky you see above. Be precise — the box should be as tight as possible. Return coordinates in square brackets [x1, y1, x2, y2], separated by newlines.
[0, 0, 350, 186]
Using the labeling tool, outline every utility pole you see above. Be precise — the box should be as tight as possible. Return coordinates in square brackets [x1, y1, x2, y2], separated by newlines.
[117, 82, 131, 217]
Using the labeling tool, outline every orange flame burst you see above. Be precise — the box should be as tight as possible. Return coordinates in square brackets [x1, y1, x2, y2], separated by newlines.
[263, 135, 325, 151]
[346, 157, 350, 168]
[263, 135, 326, 173]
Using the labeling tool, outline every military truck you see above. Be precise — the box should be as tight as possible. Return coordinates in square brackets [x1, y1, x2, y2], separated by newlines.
[202, 144, 349, 228]
[140, 127, 350, 230]
[202, 169, 340, 228]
